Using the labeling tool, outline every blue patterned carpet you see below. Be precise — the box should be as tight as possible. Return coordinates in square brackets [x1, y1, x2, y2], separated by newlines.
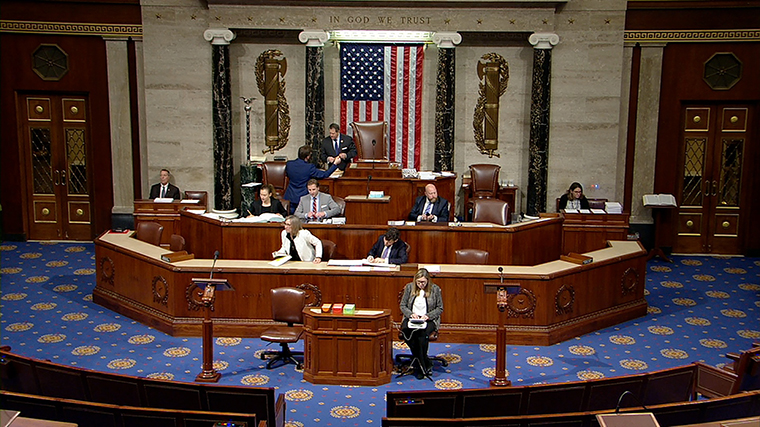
[1, 241, 759, 426]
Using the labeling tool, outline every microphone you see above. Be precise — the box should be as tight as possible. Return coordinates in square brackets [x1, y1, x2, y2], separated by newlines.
[371, 139, 377, 170]
[209, 250, 220, 279]
[367, 175, 372, 196]
[614, 390, 648, 414]
[498, 266, 504, 284]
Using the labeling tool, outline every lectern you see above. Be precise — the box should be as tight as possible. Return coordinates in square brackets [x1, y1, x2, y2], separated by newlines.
[483, 277, 520, 387]
[188, 277, 233, 382]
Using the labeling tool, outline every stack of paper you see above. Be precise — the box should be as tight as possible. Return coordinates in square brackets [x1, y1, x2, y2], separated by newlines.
[269, 255, 291, 266]
[368, 191, 385, 198]
[605, 202, 623, 214]
[417, 172, 437, 180]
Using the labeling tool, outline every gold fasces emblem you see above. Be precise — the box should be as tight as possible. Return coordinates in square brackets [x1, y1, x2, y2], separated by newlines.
[473, 53, 509, 158]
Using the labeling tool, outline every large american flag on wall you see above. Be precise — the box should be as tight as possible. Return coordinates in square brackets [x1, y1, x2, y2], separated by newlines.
[340, 43, 424, 169]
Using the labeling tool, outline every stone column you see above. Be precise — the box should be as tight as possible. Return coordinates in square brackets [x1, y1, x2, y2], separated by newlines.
[105, 37, 135, 228]
[432, 32, 461, 172]
[204, 29, 236, 211]
[526, 33, 559, 216]
[299, 30, 330, 166]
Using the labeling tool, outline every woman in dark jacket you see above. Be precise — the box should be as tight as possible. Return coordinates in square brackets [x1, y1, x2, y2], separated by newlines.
[399, 268, 443, 379]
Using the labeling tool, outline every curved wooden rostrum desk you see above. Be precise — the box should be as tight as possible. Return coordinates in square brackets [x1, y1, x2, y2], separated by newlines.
[94, 225, 647, 345]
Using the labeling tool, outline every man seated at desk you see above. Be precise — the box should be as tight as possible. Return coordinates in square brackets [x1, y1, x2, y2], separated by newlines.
[148, 168, 181, 200]
[367, 227, 408, 265]
[283, 145, 342, 213]
[294, 179, 341, 222]
[409, 183, 449, 223]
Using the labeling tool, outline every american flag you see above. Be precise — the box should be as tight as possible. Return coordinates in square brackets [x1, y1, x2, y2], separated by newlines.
[340, 43, 424, 169]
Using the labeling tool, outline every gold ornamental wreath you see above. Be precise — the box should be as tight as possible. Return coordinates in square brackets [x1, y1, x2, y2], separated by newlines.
[472, 53, 510, 158]
[255, 49, 291, 154]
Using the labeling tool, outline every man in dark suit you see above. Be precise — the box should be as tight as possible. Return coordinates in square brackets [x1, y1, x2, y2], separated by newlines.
[283, 145, 341, 213]
[367, 227, 408, 265]
[408, 184, 449, 223]
[320, 123, 356, 171]
[149, 169, 181, 199]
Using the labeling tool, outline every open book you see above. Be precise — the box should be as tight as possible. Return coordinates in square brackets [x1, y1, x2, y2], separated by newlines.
[643, 194, 677, 207]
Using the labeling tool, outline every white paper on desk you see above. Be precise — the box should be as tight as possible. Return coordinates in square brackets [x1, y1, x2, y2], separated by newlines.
[328, 259, 363, 266]
[579, 209, 592, 214]
[563, 208, 579, 214]
[181, 199, 200, 204]
[269, 255, 291, 267]
[591, 209, 606, 214]
[187, 209, 206, 215]
[362, 258, 395, 268]
[417, 172, 437, 180]
[356, 310, 384, 315]
[388, 220, 405, 226]
[202, 212, 222, 219]
[419, 264, 441, 273]
[440, 171, 455, 177]
[349, 266, 371, 272]
[372, 267, 392, 272]
[153, 197, 175, 203]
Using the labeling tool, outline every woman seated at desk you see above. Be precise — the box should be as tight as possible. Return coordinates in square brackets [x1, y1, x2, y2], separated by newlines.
[248, 184, 287, 217]
[273, 215, 323, 263]
[557, 182, 590, 211]
[400, 268, 443, 379]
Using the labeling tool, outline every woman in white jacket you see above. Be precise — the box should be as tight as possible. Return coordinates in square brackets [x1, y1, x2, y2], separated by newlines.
[274, 215, 323, 263]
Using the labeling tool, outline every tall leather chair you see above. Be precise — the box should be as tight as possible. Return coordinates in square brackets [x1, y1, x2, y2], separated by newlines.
[472, 199, 510, 226]
[455, 249, 489, 265]
[262, 162, 289, 198]
[259, 287, 307, 369]
[169, 234, 185, 252]
[321, 240, 337, 261]
[350, 121, 387, 160]
[332, 196, 346, 216]
[183, 191, 208, 210]
[469, 164, 501, 198]
[135, 222, 163, 246]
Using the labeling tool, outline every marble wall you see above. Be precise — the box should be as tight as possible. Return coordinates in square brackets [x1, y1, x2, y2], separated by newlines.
[139, 0, 632, 217]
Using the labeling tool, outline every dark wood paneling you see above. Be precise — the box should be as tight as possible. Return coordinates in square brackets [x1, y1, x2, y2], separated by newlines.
[1, 31, 114, 239]
[654, 42, 760, 253]
[0, 0, 142, 24]
[626, 2, 760, 30]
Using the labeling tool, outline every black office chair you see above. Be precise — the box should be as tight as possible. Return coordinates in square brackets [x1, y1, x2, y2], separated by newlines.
[394, 287, 448, 380]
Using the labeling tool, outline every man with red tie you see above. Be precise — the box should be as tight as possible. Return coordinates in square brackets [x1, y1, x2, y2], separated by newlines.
[294, 179, 341, 222]
[320, 123, 356, 171]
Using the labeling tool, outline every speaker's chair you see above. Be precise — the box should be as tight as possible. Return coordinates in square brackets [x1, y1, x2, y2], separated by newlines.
[350, 121, 387, 160]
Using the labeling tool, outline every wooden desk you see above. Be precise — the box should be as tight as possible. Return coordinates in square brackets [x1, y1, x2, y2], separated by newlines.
[461, 178, 518, 220]
[561, 212, 630, 255]
[133, 200, 202, 246]
[321, 171, 456, 222]
[179, 210, 563, 266]
[302, 308, 392, 386]
[343, 195, 391, 225]
[94, 232, 647, 345]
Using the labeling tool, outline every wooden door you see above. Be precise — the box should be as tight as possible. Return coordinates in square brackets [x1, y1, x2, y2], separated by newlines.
[674, 104, 752, 254]
[21, 94, 92, 240]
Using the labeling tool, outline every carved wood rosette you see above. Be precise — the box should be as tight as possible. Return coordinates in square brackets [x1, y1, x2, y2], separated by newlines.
[152, 276, 169, 306]
[99, 257, 114, 286]
[185, 282, 210, 311]
[555, 284, 575, 315]
[507, 288, 536, 318]
[296, 283, 322, 307]
[473, 53, 509, 158]
[621, 268, 639, 296]
[256, 49, 290, 154]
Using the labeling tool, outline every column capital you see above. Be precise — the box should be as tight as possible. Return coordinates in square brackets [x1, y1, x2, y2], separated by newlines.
[529, 33, 559, 50]
[204, 29, 235, 46]
[432, 32, 462, 48]
[298, 30, 330, 47]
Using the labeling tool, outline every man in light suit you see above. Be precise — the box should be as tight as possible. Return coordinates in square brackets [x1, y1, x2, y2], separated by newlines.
[408, 184, 449, 223]
[294, 179, 341, 221]
[149, 169, 181, 200]
[320, 123, 356, 171]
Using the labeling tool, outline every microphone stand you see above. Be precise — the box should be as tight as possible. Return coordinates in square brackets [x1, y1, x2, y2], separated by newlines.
[371, 139, 377, 171]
